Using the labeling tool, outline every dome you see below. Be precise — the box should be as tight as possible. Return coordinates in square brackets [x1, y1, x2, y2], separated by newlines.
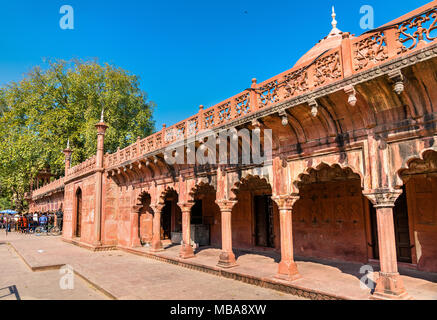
[294, 6, 347, 67]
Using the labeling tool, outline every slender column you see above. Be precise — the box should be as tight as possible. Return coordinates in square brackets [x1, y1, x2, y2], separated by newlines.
[130, 205, 142, 247]
[215, 200, 237, 268]
[150, 203, 165, 252]
[272, 195, 301, 281]
[93, 115, 108, 247]
[178, 202, 195, 259]
[364, 189, 410, 300]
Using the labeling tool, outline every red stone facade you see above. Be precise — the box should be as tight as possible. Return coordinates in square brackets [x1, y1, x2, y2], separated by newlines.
[29, 2, 437, 299]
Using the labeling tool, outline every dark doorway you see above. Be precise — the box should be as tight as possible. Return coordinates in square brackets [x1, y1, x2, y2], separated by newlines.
[369, 201, 379, 260]
[161, 201, 172, 240]
[254, 195, 275, 248]
[369, 186, 412, 263]
[75, 188, 82, 238]
[191, 200, 203, 225]
[393, 186, 412, 263]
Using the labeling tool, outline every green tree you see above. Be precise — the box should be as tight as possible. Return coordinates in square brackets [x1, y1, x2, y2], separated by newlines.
[0, 59, 155, 210]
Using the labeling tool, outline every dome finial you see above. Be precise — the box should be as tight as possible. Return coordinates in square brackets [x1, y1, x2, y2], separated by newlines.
[331, 6, 337, 29]
[327, 5, 341, 38]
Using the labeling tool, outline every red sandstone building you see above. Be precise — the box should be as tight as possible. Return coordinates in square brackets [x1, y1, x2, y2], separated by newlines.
[29, 2, 437, 300]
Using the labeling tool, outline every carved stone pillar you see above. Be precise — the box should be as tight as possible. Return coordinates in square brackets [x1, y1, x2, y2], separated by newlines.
[363, 189, 410, 300]
[150, 203, 165, 252]
[272, 195, 301, 281]
[130, 205, 142, 248]
[215, 200, 237, 268]
[178, 202, 195, 259]
[93, 118, 108, 247]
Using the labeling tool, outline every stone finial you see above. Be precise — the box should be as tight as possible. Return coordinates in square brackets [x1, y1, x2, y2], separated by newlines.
[327, 6, 342, 38]
[100, 108, 104, 123]
[331, 6, 337, 29]
[66, 139, 70, 150]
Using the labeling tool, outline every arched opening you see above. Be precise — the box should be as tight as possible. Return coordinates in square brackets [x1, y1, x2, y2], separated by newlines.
[294, 164, 370, 263]
[190, 183, 220, 247]
[138, 192, 153, 245]
[75, 188, 82, 238]
[231, 176, 279, 251]
[397, 150, 437, 272]
[161, 188, 182, 243]
[368, 185, 412, 263]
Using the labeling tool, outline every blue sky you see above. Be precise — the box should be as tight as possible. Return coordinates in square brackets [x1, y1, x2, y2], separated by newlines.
[0, 0, 430, 131]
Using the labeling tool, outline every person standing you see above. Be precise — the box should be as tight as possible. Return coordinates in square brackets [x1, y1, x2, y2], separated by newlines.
[22, 214, 28, 233]
[39, 213, 48, 232]
[56, 208, 64, 231]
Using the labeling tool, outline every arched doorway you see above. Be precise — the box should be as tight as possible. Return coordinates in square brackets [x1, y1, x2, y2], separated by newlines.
[190, 183, 221, 247]
[138, 192, 153, 245]
[397, 150, 437, 272]
[368, 185, 412, 263]
[231, 176, 279, 250]
[75, 188, 82, 238]
[161, 188, 182, 242]
[294, 164, 369, 263]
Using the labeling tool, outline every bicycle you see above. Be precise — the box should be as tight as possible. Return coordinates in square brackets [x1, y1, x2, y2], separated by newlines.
[49, 225, 61, 236]
[35, 226, 48, 236]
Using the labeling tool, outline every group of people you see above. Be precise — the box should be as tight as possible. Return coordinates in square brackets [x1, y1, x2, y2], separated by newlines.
[0, 210, 63, 234]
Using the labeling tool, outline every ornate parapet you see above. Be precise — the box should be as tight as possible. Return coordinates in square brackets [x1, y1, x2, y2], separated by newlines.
[66, 155, 97, 181]
[31, 177, 65, 200]
[100, 4, 437, 174]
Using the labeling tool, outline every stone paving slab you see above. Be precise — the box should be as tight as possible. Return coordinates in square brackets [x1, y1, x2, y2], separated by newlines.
[0, 233, 305, 300]
[0, 242, 108, 300]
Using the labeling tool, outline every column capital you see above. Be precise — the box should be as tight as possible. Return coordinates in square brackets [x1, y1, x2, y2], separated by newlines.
[177, 201, 195, 213]
[363, 189, 402, 209]
[215, 200, 237, 212]
[150, 202, 165, 214]
[132, 205, 142, 214]
[271, 194, 300, 210]
[95, 121, 108, 135]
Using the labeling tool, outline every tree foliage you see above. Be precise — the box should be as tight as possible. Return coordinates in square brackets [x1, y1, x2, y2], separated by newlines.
[0, 59, 155, 210]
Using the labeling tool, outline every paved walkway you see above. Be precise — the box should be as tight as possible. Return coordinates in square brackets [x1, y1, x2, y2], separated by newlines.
[0, 242, 107, 300]
[125, 244, 437, 300]
[0, 232, 305, 300]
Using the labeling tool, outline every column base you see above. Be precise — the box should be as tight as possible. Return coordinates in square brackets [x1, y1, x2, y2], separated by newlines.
[217, 251, 238, 268]
[92, 241, 102, 247]
[370, 272, 412, 300]
[275, 261, 301, 282]
[150, 240, 163, 252]
[179, 244, 195, 259]
[130, 239, 142, 248]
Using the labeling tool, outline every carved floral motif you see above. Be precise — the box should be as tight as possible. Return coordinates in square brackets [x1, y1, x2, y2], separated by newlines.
[235, 93, 250, 116]
[353, 32, 389, 71]
[398, 9, 437, 52]
[259, 80, 279, 108]
[313, 52, 342, 87]
[283, 69, 309, 98]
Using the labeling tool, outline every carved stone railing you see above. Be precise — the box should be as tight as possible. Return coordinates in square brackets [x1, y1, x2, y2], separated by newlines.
[102, 4, 437, 169]
[67, 155, 96, 178]
[32, 177, 65, 199]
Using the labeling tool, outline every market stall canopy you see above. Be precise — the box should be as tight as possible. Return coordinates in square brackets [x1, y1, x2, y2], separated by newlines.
[0, 210, 18, 214]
